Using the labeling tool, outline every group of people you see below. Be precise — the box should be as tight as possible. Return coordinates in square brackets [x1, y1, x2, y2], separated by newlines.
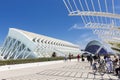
[64, 53, 73, 61]
[88, 54, 120, 76]
[64, 54, 81, 62]
[64, 53, 120, 76]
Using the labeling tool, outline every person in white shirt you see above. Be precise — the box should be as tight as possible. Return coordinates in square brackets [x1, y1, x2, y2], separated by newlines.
[105, 56, 113, 73]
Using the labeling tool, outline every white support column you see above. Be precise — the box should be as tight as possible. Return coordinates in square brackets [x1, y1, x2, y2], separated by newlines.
[2, 37, 13, 58]
[22, 48, 27, 59]
[6, 39, 19, 59]
[10, 42, 23, 59]
[15, 48, 26, 59]
[1, 37, 10, 55]
[24, 50, 32, 59]
[0, 36, 8, 53]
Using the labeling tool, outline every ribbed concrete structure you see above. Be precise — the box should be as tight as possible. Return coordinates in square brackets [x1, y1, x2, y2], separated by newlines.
[0, 28, 80, 60]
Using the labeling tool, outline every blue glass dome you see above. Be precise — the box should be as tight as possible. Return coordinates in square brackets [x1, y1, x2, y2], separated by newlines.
[85, 40, 107, 55]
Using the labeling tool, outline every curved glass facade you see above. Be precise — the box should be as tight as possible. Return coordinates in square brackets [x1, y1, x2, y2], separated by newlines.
[85, 40, 107, 55]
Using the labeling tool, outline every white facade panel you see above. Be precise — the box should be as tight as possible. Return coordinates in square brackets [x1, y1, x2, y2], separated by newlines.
[0, 28, 81, 60]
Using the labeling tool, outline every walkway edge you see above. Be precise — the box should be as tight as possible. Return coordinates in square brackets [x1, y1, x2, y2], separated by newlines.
[0, 60, 64, 71]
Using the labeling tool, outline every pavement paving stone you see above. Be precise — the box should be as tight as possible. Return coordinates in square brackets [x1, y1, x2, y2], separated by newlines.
[53, 71, 62, 76]
[103, 74, 109, 79]
[87, 73, 94, 79]
[81, 73, 88, 78]
[1, 59, 120, 80]
[64, 71, 71, 76]
[75, 72, 81, 78]
[69, 72, 76, 77]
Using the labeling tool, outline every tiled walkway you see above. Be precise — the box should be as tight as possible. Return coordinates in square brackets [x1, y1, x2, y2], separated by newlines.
[0, 59, 119, 80]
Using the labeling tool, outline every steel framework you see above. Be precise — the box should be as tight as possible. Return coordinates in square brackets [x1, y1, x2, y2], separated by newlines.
[63, 0, 120, 51]
[63, 0, 120, 26]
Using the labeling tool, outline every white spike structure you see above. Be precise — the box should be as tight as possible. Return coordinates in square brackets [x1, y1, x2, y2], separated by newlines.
[0, 28, 81, 60]
[63, 0, 120, 53]
[63, 0, 120, 28]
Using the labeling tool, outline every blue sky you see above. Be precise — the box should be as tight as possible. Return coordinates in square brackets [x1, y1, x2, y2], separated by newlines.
[0, 0, 119, 51]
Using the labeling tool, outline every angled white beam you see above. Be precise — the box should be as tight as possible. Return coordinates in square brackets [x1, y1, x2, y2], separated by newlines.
[112, 0, 115, 14]
[69, 11, 120, 19]
[63, 0, 71, 13]
[67, 0, 74, 12]
[78, 0, 87, 24]
[84, 0, 91, 22]
[112, 0, 116, 25]
[105, 0, 108, 12]
[73, 0, 78, 10]
[90, 0, 96, 23]
[90, 0, 99, 23]
[72, 0, 86, 25]
[95, 46, 103, 55]
[105, 0, 108, 24]
[98, 0, 103, 23]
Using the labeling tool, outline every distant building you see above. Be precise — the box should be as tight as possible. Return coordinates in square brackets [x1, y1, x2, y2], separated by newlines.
[0, 28, 80, 60]
[85, 40, 108, 55]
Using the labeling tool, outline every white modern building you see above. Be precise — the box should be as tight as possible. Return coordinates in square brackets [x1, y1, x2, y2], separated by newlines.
[0, 28, 81, 60]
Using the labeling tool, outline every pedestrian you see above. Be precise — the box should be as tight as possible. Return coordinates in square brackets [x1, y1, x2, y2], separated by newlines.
[115, 65, 120, 76]
[64, 55, 67, 61]
[93, 55, 98, 62]
[105, 55, 113, 73]
[89, 54, 93, 66]
[92, 61, 97, 74]
[87, 55, 90, 62]
[113, 55, 118, 73]
[77, 54, 80, 62]
[81, 55, 84, 61]
[68, 53, 72, 61]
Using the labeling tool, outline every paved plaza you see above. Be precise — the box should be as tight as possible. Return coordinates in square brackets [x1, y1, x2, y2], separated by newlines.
[0, 59, 119, 80]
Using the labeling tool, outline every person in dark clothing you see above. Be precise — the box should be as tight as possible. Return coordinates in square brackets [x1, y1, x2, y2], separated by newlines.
[115, 66, 120, 75]
[115, 59, 120, 75]
[89, 54, 93, 66]
[81, 55, 84, 61]
[93, 55, 98, 61]
[87, 56, 90, 62]
[113, 56, 118, 73]
[104, 55, 107, 60]
[68, 53, 72, 61]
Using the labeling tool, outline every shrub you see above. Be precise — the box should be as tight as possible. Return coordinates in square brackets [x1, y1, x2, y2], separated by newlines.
[0, 57, 65, 66]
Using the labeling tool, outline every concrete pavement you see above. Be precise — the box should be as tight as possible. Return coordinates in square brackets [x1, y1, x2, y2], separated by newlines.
[0, 59, 119, 80]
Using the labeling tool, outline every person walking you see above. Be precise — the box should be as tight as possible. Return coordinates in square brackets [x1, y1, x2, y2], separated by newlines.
[89, 54, 93, 66]
[115, 65, 120, 76]
[87, 55, 90, 62]
[113, 55, 118, 73]
[64, 55, 67, 61]
[81, 55, 84, 61]
[105, 55, 113, 73]
[77, 54, 80, 62]
[68, 53, 72, 61]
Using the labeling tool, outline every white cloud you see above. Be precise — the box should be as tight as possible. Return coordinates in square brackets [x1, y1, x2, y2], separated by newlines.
[75, 40, 86, 49]
[84, 37, 93, 42]
[70, 23, 114, 52]
[81, 34, 89, 38]
[75, 36, 95, 49]
[68, 24, 83, 31]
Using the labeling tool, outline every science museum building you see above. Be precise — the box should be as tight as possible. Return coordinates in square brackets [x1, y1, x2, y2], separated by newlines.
[0, 28, 80, 60]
